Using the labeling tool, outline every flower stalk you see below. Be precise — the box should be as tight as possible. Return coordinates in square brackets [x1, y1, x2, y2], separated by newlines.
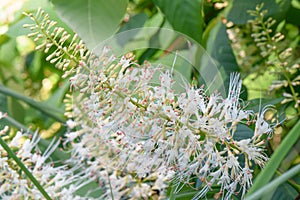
[248, 3, 300, 114]
[0, 130, 51, 200]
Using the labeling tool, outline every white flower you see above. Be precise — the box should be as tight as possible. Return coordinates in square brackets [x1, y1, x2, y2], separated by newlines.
[254, 108, 272, 136]
[9, 131, 23, 147]
[131, 183, 151, 199]
[0, 130, 87, 199]
[0, 112, 7, 119]
[66, 119, 76, 129]
[62, 49, 272, 199]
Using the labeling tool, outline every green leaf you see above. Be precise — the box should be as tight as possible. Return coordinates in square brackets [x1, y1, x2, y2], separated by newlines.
[153, 0, 203, 43]
[25, 51, 42, 81]
[155, 49, 193, 82]
[117, 12, 149, 46]
[158, 20, 177, 50]
[6, 0, 73, 38]
[291, 0, 300, 9]
[226, 0, 291, 25]
[286, 3, 300, 25]
[206, 19, 237, 73]
[6, 17, 36, 38]
[0, 39, 19, 67]
[119, 12, 164, 59]
[8, 97, 25, 124]
[247, 98, 284, 112]
[270, 182, 298, 200]
[0, 93, 8, 129]
[0, 85, 65, 123]
[233, 124, 253, 141]
[246, 163, 300, 200]
[246, 120, 300, 197]
[131, 12, 165, 62]
[75, 181, 103, 198]
[205, 16, 239, 92]
[243, 73, 278, 100]
[167, 182, 199, 200]
[0, 34, 9, 46]
[0, 94, 8, 113]
[174, 191, 198, 200]
[45, 80, 69, 108]
[51, 0, 128, 49]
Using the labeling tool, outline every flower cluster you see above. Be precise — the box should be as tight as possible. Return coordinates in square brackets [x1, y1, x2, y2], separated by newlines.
[23, 8, 90, 78]
[247, 3, 300, 112]
[11, 8, 275, 199]
[0, 114, 89, 199]
[63, 49, 272, 198]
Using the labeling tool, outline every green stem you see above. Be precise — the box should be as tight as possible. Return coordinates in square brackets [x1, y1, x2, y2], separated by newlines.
[0, 136, 52, 200]
[0, 84, 65, 123]
[173, 191, 198, 199]
[275, 170, 300, 191]
[246, 120, 300, 196]
[169, 183, 176, 200]
[246, 164, 300, 200]
[3, 114, 28, 132]
[106, 170, 114, 200]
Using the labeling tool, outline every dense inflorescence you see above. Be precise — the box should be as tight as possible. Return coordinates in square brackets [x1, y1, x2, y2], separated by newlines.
[0, 7, 275, 200]
[64, 49, 271, 199]
[0, 113, 90, 199]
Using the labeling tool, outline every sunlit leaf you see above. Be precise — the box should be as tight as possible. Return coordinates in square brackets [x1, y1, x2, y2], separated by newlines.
[52, 0, 128, 49]
[153, 0, 203, 43]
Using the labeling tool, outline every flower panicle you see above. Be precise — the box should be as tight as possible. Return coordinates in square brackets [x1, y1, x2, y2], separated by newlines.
[0, 124, 91, 199]
[23, 8, 91, 76]
[247, 4, 300, 111]
[20, 7, 276, 200]
[64, 46, 273, 199]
